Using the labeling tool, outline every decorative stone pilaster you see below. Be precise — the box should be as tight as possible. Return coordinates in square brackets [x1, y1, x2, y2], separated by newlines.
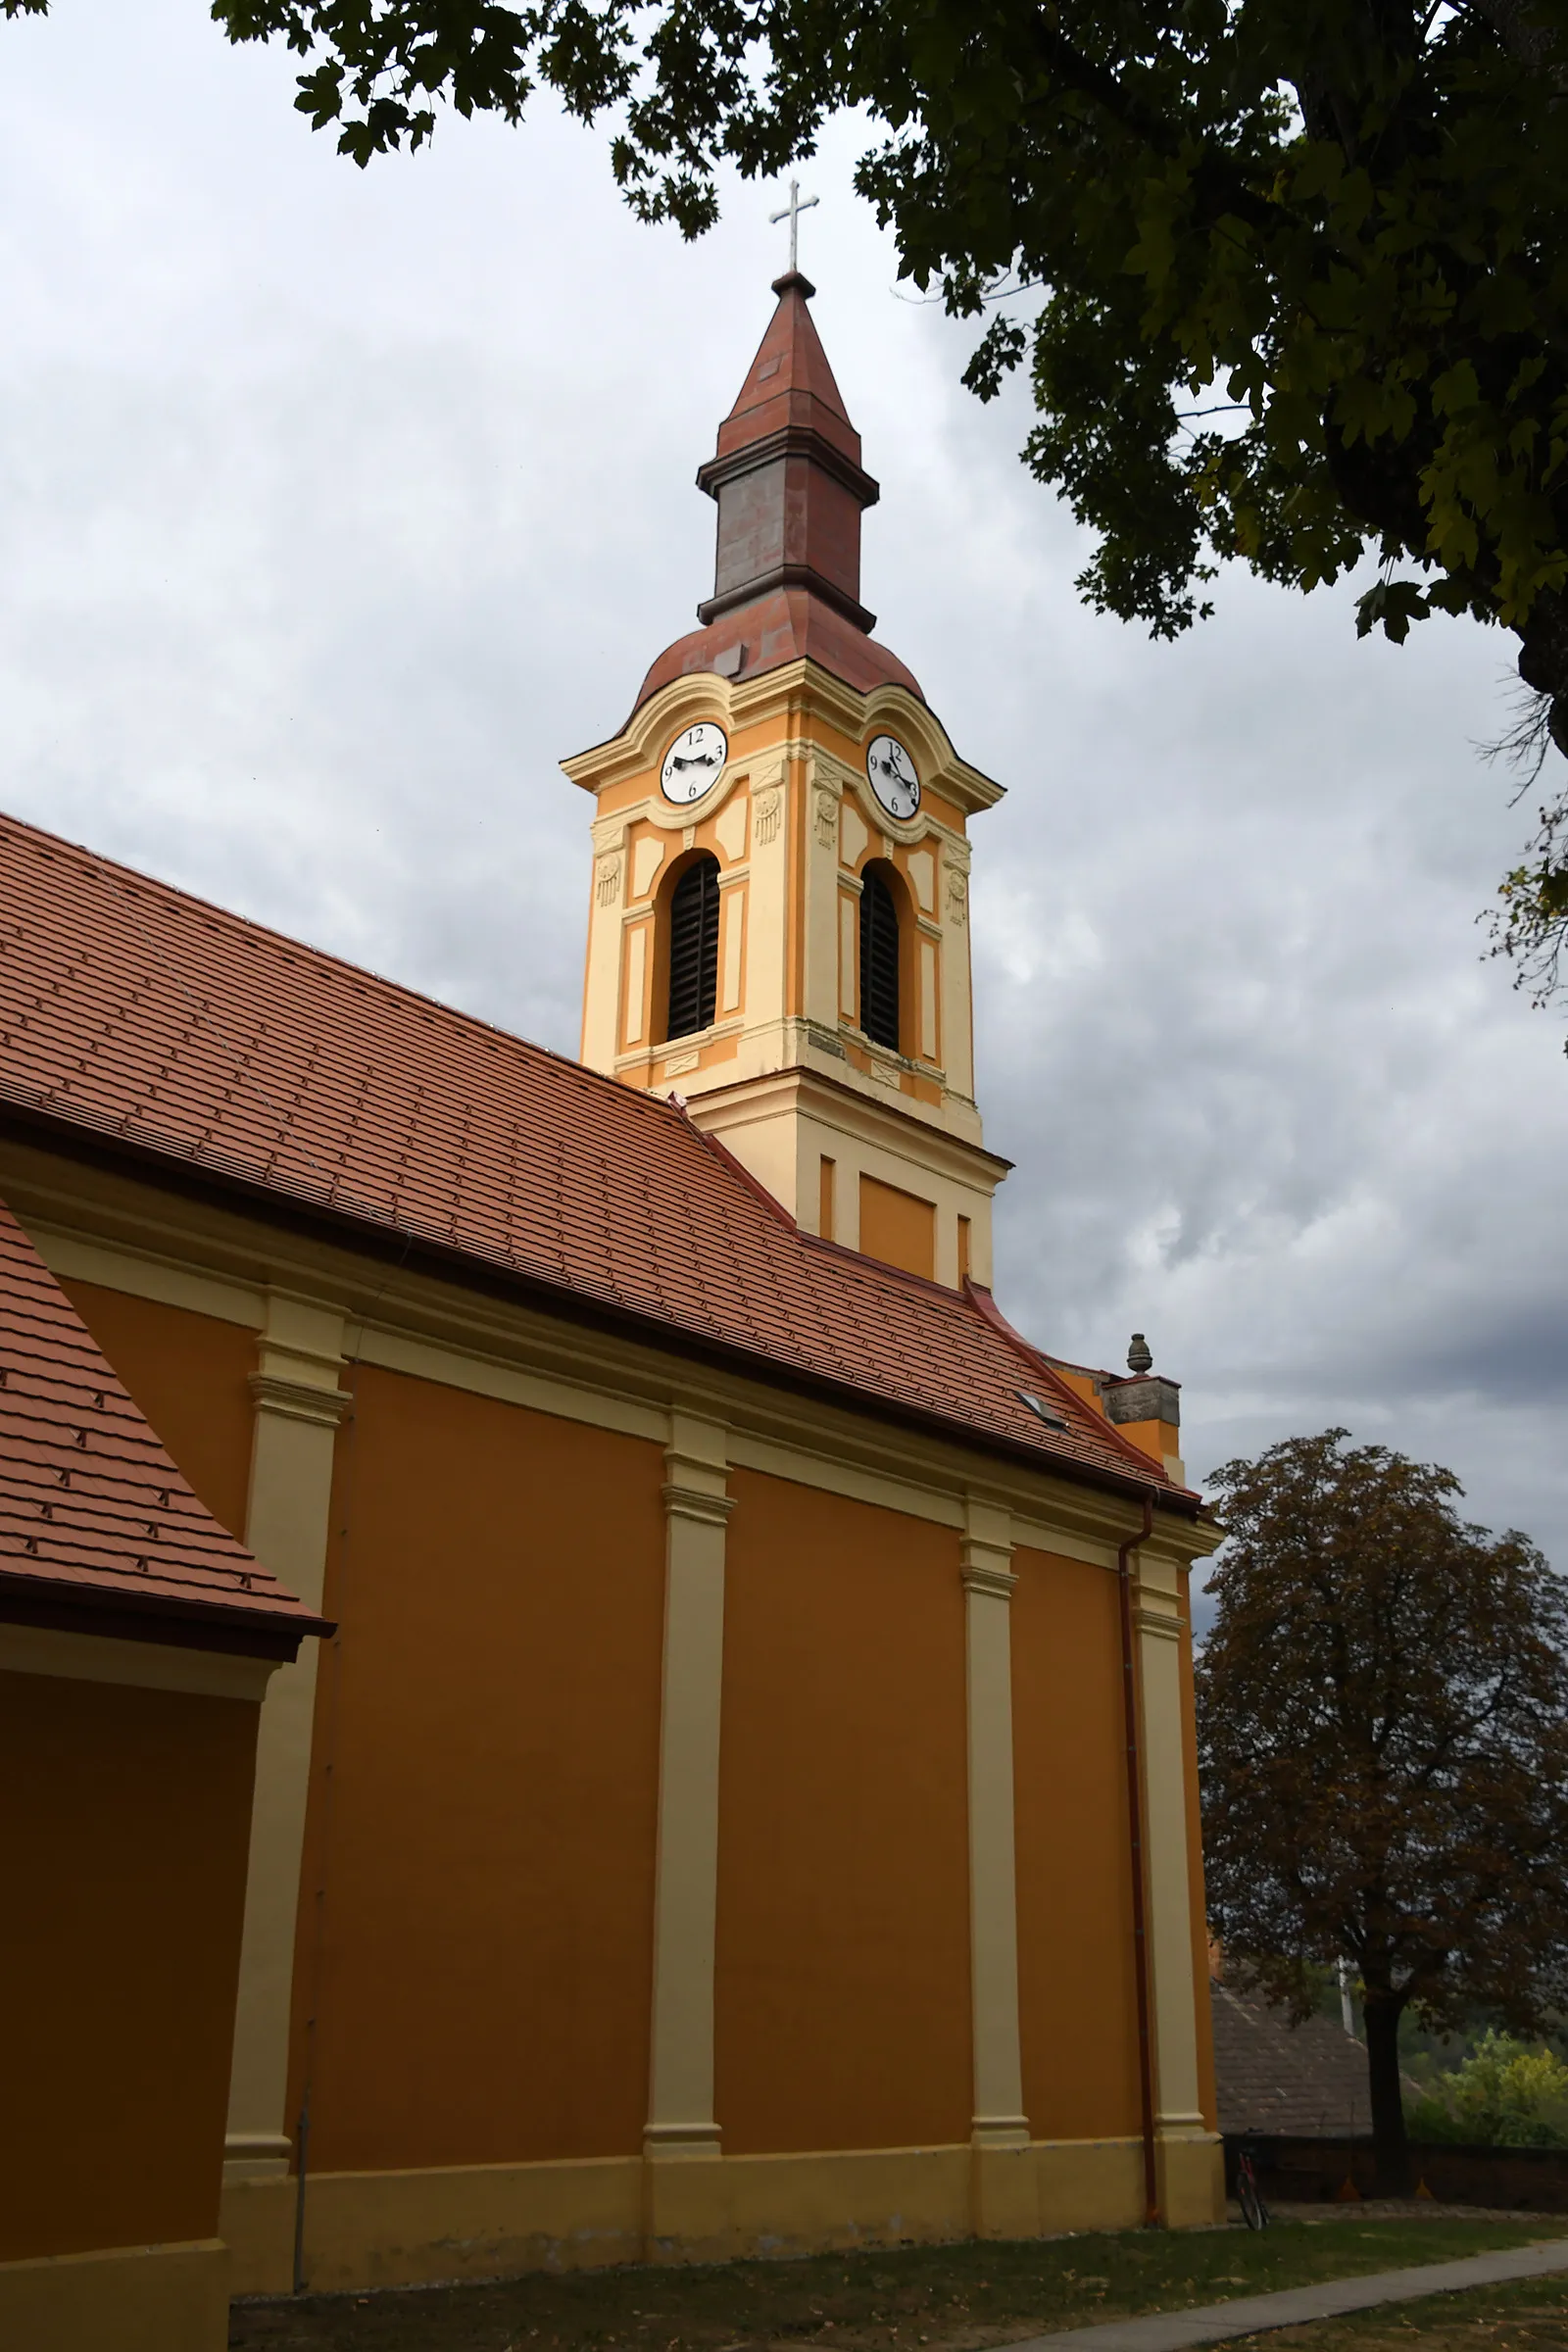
[804, 749, 847, 1033]
[224, 1295, 350, 2207]
[581, 813, 629, 1069]
[1134, 1558, 1222, 2226]
[961, 1500, 1032, 2237]
[645, 1413, 731, 2246]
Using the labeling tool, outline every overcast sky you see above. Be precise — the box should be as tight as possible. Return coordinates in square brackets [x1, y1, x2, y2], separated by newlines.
[4, 1, 1564, 1600]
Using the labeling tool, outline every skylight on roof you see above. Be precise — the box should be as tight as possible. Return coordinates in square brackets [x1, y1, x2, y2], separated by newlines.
[1016, 1390, 1070, 1432]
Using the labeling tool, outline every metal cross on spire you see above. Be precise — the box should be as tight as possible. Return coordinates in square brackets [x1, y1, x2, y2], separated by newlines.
[769, 178, 819, 275]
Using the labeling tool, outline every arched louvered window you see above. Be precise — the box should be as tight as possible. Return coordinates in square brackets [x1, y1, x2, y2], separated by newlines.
[666, 855, 720, 1040]
[858, 864, 901, 1052]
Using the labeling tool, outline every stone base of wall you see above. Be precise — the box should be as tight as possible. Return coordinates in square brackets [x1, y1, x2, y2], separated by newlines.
[223, 2134, 1225, 2298]
[0, 2236, 228, 2352]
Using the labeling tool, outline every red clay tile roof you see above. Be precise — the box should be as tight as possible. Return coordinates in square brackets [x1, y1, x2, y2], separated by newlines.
[0, 1189, 327, 1656]
[0, 812, 1193, 1510]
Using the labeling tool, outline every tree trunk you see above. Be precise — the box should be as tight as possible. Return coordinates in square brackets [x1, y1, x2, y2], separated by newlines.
[1362, 1992, 1411, 2197]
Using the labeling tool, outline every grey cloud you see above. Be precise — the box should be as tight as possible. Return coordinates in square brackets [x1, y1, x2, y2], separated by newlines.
[2, 0, 1563, 1590]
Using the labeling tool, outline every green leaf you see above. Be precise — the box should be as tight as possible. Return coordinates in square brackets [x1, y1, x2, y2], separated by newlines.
[1355, 579, 1430, 645]
[1432, 360, 1481, 418]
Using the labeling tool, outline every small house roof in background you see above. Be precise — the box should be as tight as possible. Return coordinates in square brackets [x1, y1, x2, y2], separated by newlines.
[1212, 1982, 1371, 2139]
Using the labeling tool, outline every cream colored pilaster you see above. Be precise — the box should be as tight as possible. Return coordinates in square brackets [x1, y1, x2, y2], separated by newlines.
[961, 1501, 1031, 2236]
[581, 815, 627, 1068]
[225, 1294, 350, 2183]
[939, 838, 974, 1103]
[645, 1412, 731, 2243]
[1135, 1556, 1221, 2226]
[803, 751, 843, 1029]
[745, 754, 789, 1038]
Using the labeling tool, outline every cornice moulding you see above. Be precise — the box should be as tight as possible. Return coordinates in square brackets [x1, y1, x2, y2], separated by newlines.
[698, 563, 875, 635]
[563, 661, 1004, 817]
[662, 1482, 736, 1529]
[0, 1621, 279, 1700]
[2, 1138, 1211, 1550]
[695, 421, 880, 510]
[961, 1562, 1018, 1600]
[688, 1063, 1013, 1184]
[248, 1371, 353, 1428]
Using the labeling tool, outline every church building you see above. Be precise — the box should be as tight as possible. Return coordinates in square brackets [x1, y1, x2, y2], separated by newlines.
[0, 263, 1222, 2337]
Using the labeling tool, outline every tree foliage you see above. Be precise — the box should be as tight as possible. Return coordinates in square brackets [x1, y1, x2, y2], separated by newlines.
[10, 0, 1568, 1006]
[1404, 2029, 1568, 2146]
[1196, 1430, 1568, 2192]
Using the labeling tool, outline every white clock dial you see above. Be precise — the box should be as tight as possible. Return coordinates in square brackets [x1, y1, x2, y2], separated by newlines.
[660, 722, 728, 805]
[865, 734, 921, 821]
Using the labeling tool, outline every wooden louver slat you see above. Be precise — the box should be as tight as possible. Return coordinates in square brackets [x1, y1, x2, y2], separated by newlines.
[859, 866, 900, 1052]
[667, 857, 720, 1040]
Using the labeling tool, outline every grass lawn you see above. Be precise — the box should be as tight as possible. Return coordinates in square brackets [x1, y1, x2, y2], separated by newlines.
[229, 2216, 1560, 2351]
[1230, 2270, 1568, 2348]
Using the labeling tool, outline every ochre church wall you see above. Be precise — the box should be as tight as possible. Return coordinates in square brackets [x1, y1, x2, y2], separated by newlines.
[1010, 1545, 1143, 2140]
[857, 1172, 937, 1282]
[286, 1362, 666, 2174]
[40, 1271, 1213, 2196]
[715, 1469, 971, 2155]
[60, 1277, 256, 1539]
[18, 1210, 1216, 2261]
[0, 1670, 256, 2261]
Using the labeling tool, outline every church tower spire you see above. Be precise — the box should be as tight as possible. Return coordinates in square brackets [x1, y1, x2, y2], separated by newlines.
[564, 274, 1010, 1290]
[696, 269, 879, 635]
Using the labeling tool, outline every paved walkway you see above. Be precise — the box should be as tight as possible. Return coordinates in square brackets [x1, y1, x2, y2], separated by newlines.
[1004, 2233, 1568, 2350]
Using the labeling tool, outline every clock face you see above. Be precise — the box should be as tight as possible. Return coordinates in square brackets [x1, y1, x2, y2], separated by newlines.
[660, 722, 728, 805]
[865, 734, 920, 821]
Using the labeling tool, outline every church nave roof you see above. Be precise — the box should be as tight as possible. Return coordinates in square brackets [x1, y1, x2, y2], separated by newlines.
[0, 810, 1193, 1512]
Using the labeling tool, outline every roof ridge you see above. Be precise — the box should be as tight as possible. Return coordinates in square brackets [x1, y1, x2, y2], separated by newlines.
[682, 1112, 800, 1229]
[963, 1280, 1177, 1484]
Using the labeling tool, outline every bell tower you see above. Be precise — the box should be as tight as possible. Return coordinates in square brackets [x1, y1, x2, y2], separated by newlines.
[564, 270, 1010, 1290]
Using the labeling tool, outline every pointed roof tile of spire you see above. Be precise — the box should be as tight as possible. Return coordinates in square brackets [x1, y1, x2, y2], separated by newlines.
[712, 270, 863, 470]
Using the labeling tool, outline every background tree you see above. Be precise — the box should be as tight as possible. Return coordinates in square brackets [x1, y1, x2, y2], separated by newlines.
[9, 4, 1568, 1002]
[1404, 2029, 1568, 2146]
[1197, 1429, 1568, 2194]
